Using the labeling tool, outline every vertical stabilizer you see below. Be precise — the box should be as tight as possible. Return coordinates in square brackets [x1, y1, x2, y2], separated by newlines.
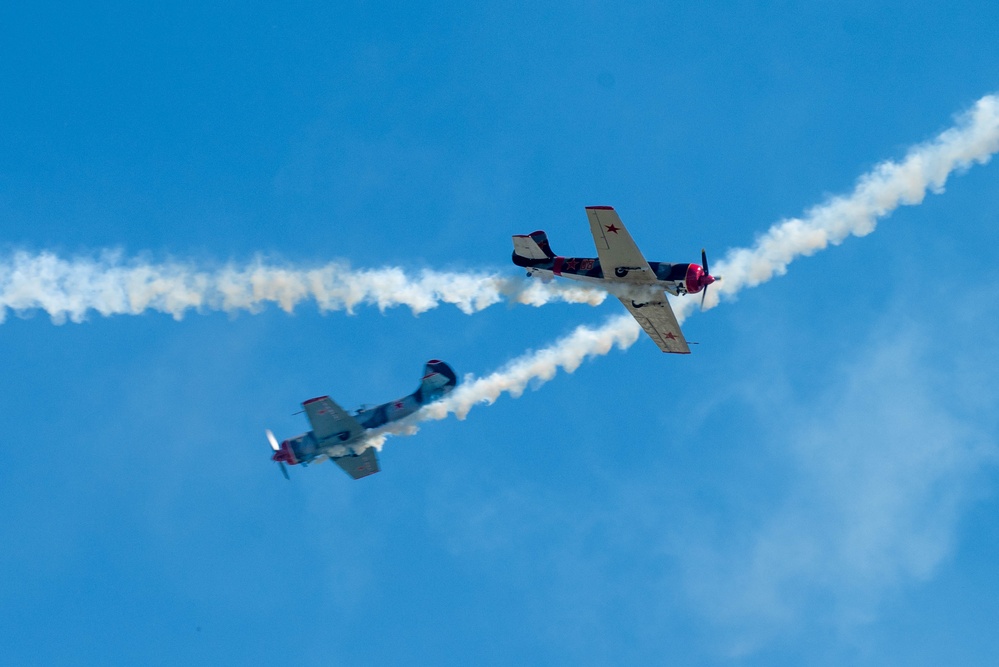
[415, 359, 458, 403]
[512, 231, 557, 267]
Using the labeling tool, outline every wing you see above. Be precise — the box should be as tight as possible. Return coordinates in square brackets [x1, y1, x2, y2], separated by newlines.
[302, 396, 365, 442]
[334, 447, 380, 480]
[585, 206, 656, 283]
[618, 295, 691, 354]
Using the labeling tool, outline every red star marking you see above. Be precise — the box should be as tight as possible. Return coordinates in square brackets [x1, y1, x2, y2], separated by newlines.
[663, 332, 677, 340]
[394, 401, 404, 409]
[605, 224, 620, 234]
[566, 258, 579, 270]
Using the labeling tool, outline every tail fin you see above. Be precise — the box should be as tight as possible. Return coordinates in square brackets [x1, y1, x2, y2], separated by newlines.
[512, 230, 556, 267]
[414, 359, 458, 404]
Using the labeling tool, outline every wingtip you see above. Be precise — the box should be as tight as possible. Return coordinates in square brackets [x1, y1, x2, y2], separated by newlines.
[303, 396, 329, 405]
[585, 205, 615, 210]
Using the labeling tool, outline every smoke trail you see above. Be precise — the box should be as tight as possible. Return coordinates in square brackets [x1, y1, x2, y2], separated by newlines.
[363, 312, 645, 447]
[367, 92, 999, 446]
[0, 253, 606, 324]
[707, 93, 999, 307]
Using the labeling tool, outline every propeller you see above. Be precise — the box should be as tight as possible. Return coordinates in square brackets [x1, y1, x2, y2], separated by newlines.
[699, 248, 721, 311]
[267, 429, 290, 480]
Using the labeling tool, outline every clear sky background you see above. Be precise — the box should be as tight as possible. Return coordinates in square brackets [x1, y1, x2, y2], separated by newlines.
[3, 2, 999, 665]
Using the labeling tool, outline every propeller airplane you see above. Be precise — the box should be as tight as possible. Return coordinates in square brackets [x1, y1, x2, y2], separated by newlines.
[267, 360, 458, 480]
[512, 206, 720, 354]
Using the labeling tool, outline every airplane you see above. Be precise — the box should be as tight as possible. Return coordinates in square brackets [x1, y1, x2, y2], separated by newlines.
[266, 359, 458, 480]
[511, 206, 720, 354]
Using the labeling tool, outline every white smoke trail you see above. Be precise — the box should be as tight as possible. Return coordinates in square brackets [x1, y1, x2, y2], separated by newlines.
[367, 92, 999, 447]
[364, 312, 645, 448]
[707, 93, 999, 307]
[0, 253, 606, 324]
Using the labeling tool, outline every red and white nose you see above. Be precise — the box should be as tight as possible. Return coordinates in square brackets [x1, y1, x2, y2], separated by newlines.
[266, 430, 294, 480]
[685, 263, 714, 294]
[271, 440, 297, 465]
[685, 249, 721, 310]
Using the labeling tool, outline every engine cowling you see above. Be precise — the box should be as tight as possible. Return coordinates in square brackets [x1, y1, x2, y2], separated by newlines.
[684, 263, 716, 294]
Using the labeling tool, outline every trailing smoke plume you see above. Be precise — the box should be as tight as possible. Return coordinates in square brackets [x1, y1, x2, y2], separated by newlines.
[6, 93, 999, 449]
[363, 312, 644, 447]
[0, 254, 606, 324]
[366, 92, 999, 447]
[708, 93, 999, 308]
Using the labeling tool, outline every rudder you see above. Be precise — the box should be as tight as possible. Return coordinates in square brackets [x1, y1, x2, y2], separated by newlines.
[512, 230, 556, 267]
[415, 359, 458, 404]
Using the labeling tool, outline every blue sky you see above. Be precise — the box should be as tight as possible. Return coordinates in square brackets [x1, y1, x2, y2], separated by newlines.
[3, 2, 999, 664]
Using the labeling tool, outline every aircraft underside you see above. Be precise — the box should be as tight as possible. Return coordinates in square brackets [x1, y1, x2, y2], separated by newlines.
[523, 260, 692, 297]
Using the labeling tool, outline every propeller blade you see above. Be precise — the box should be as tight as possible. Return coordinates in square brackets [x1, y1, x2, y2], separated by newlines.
[701, 248, 709, 276]
[267, 430, 290, 480]
[701, 284, 708, 311]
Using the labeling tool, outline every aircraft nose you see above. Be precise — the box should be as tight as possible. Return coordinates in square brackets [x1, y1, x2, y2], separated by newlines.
[685, 263, 707, 294]
[271, 440, 290, 463]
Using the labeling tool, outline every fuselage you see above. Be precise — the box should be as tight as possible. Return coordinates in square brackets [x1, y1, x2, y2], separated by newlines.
[513, 252, 710, 297]
[273, 360, 458, 467]
[278, 396, 423, 464]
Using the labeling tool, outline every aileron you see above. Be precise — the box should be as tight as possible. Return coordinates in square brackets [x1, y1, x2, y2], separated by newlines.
[618, 296, 690, 354]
